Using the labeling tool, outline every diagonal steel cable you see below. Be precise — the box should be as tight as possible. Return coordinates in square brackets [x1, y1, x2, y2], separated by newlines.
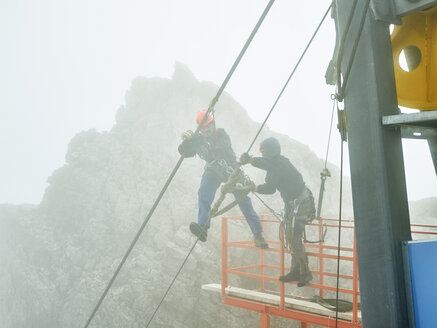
[143, 3, 334, 326]
[82, 1, 276, 327]
[246, 3, 332, 153]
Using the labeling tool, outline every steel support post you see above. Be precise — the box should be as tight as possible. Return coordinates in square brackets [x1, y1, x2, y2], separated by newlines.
[334, 0, 412, 327]
[261, 312, 270, 328]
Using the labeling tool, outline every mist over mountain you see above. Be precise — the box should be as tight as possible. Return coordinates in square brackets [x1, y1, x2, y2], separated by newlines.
[0, 63, 434, 328]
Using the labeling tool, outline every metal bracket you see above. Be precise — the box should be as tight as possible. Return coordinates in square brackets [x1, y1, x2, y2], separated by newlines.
[370, 0, 436, 23]
[395, 0, 437, 17]
[382, 110, 437, 139]
[337, 108, 348, 142]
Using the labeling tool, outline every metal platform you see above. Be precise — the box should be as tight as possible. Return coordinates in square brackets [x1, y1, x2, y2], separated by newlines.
[203, 283, 361, 322]
[382, 110, 437, 139]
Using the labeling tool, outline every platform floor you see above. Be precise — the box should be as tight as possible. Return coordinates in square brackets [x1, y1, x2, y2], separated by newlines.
[202, 283, 362, 322]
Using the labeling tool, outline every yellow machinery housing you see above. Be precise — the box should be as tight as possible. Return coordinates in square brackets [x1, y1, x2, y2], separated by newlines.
[391, 6, 437, 110]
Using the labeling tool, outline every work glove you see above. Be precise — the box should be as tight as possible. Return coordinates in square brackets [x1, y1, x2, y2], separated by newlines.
[182, 130, 195, 140]
[239, 152, 253, 165]
[178, 131, 197, 158]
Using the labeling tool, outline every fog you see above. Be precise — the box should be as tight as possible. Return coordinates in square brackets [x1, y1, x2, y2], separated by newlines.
[0, 63, 356, 328]
[1, 2, 436, 325]
[1, 0, 435, 205]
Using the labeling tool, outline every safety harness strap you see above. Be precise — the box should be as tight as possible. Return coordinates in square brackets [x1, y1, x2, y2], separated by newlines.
[208, 168, 254, 219]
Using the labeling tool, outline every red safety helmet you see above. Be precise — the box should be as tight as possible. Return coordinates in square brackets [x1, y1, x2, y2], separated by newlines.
[196, 110, 214, 127]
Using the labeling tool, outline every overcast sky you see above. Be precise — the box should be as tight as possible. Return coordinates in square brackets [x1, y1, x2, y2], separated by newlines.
[1, 0, 436, 204]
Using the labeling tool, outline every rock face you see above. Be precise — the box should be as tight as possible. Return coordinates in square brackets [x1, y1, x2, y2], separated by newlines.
[0, 62, 387, 328]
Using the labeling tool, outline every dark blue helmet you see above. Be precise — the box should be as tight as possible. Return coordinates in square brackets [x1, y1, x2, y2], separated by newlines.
[260, 137, 281, 159]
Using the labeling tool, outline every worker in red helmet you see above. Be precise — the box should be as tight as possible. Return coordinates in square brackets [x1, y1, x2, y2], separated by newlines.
[240, 137, 315, 287]
[178, 110, 268, 248]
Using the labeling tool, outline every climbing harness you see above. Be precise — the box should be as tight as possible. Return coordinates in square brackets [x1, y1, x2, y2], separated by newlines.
[82, 1, 276, 327]
[205, 159, 235, 184]
[254, 190, 326, 247]
[209, 167, 255, 219]
[84, 2, 338, 328]
[279, 187, 317, 250]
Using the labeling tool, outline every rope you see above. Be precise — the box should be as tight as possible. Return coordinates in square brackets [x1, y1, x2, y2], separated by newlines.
[246, 3, 332, 153]
[336, 0, 371, 102]
[208, 168, 252, 218]
[82, 1, 276, 326]
[210, 190, 251, 218]
[252, 192, 283, 220]
[239, 2, 334, 253]
[324, 95, 337, 169]
[315, 95, 336, 221]
[335, 0, 358, 98]
[292, 295, 353, 312]
[145, 238, 200, 327]
[145, 173, 255, 327]
[339, 0, 370, 99]
[335, 128, 345, 328]
[83, 156, 185, 328]
[199, 0, 276, 129]
[88, 2, 334, 327]
[333, 1, 370, 326]
[144, 2, 334, 324]
[251, 192, 288, 248]
[208, 0, 276, 112]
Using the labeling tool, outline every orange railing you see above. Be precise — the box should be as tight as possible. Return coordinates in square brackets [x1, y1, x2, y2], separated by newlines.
[220, 215, 437, 328]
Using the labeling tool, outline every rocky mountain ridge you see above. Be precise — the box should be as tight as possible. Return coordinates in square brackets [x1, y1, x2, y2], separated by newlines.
[0, 63, 434, 328]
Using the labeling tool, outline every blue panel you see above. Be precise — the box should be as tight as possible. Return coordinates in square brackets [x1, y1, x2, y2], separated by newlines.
[403, 239, 437, 328]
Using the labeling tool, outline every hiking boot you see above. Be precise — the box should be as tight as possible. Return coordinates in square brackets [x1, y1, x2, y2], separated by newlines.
[254, 233, 269, 249]
[297, 271, 312, 287]
[189, 222, 208, 242]
[279, 270, 300, 282]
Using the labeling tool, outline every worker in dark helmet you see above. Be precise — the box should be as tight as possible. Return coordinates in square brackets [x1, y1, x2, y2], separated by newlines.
[178, 110, 268, 248]
[239, 137, 315, 287]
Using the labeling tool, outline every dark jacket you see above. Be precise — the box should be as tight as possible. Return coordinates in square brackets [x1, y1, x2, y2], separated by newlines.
[178, 128, 237, 179]
[252, 155, 305, 203]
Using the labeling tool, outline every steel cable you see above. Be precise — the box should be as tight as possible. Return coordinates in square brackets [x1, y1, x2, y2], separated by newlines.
[246, 3, 332, 153]
[335, 126, 345, 328]
[143, 3, 334, 327]
[82, 1, 276, 327]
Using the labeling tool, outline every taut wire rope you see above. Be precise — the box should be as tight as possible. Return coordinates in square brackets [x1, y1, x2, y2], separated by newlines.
[82, 1, 276, 327]
[336, 0, 370, 101]
[338, 0, 370, 99]
[324, 95, 337, 169]
[246, 3, 332, 153]
[142, 3, 334, 327]
[334, 114, 345, 328]
[145, 239, 200, 328]
[333, 1, 370, 326]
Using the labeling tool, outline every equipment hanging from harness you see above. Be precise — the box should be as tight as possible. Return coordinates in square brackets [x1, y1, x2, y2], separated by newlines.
[301, 167, 330, 244]
[209, 167, 256, 219]
[280, 187, 316, 249]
